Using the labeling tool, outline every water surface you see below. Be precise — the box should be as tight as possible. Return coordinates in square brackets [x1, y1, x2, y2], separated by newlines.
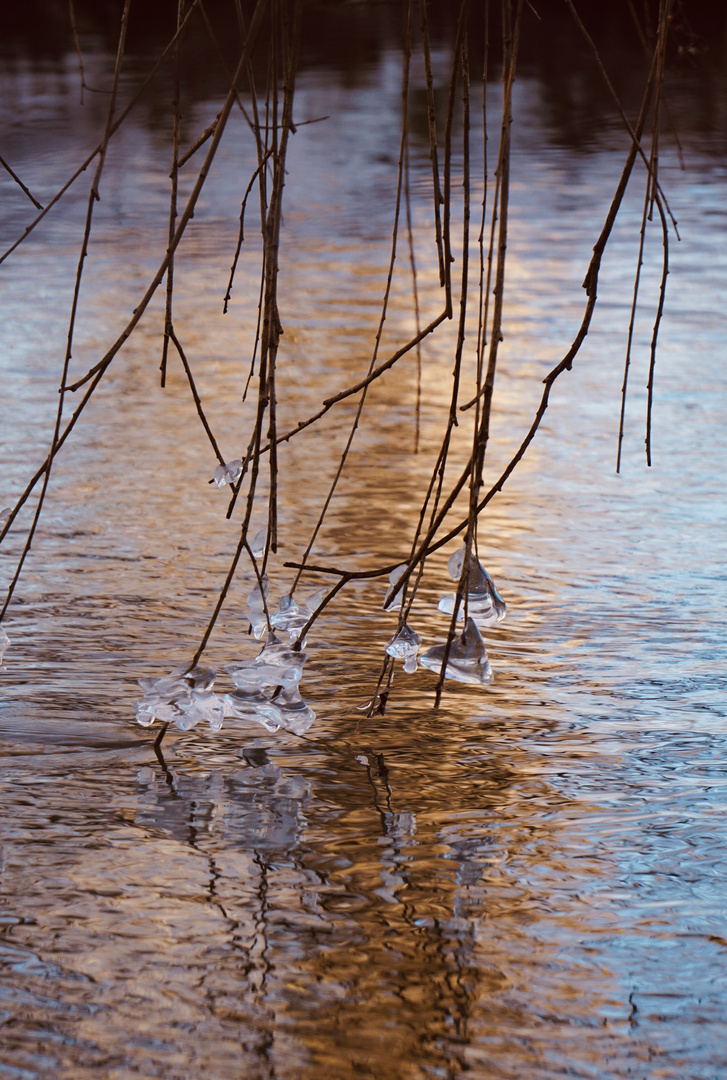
[1, 24, 727, 1080]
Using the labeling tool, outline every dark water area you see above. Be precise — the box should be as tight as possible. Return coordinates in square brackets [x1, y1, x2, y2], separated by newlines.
[2, 3, 727, 1078]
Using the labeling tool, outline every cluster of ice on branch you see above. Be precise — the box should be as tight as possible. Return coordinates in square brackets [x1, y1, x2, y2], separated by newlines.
[212, 459, 242, 488]
[383, 544, 506, 687]
[136, 664, 225, 732]
[419, 618, 494, 685]
[135, 557, 320, 736]
[135, 631, 316, 737]
[224, 635, 315, 735]
[437, 547, 506, 626]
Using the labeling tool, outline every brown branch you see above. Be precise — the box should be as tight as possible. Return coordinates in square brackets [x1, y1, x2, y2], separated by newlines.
[168, 330, 226, 464]
[0, 155, 43, 210]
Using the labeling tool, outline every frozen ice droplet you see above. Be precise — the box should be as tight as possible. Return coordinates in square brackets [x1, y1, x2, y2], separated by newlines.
[0, 625, 9, 667]
[274, 686, 316, 735]
[226, 635, 307, 694]
[135, 703, 157, 727]
[419, 618, 494, 686]
[213, 458, 243, 489]
[134, 664, 228, 733]
[246, 574, 270, 638]
[438, 546, 506, 627]
[385, 624, 421, 673]
[271, 594, 309, 644]
[250, 528, 268, 558]
[384, 564, 408, 611]
[0, 508, 10, 528]
[447, 547, 466, 581]
[223, 688, 284, 732]
[194, 690, 226, 733]
[304, 588, 326, 612]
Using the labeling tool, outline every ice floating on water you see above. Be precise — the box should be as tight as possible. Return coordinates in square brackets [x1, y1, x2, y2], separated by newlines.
[213, 458, 243, 489]
[437, 546, 506, 627]
[384, 564, 408, 611]
[135, 664, 226, 732]
[419, 618, 493, 686]
[0, 625, 10, 667]
[385, 624, 422, 674]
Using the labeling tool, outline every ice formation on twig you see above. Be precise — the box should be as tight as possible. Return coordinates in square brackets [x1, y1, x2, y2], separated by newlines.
[0, 625, 10, 668]
[135, 664, 226, 732]
[384, 563, 408, 611]
[224, 633, 315, 735]
[135, 633, 316, 737]
[385, 623, 421, 673]
[271, 588, 326, 644]
[0, 508, 10, 528]
[212, 459, 243, 488]
[250, 528, 267, 558]
[437, 546, 507, 627]
[419, 617, 494, 686]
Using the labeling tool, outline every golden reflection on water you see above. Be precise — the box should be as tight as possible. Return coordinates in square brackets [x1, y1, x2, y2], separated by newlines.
[1, 41, 727, 1080]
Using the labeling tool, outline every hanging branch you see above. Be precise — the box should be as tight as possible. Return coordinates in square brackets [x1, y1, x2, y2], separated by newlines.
[0, 155, 43, 210]
[168, 330, 226, 464]
[187, 0, 302, 664]
[68, 0, 88, 104]
[433, 0, 521, 707]
[645, 188, 669, 466]
[222, 150, 273, 313]
[1, 0, 133, 621]
[419, 0, 446, 286]
[161, 0, 186, 389]
[617, 0, 671, 471]
[404, 139, 423, 454]
[286, 31, 668, 614]
[564, 0, 678, 238]
[0, 0, 271, 557]
[290, 0, 415, 595]
[432, 18, 474, 708]
[177, 114, 220, 167]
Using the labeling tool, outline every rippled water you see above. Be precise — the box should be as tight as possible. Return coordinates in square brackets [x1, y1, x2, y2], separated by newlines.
[1, 29, 727, 1080]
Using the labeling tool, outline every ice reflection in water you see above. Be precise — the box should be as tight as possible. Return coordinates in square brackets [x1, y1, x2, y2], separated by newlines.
[1, 33, 727, 1080]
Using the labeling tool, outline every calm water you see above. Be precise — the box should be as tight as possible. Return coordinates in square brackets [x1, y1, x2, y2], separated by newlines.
[1, 26, 727, 1080]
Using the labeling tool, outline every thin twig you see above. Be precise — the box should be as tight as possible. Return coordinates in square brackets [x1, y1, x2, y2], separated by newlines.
[68, 0, 87, 104]
[169, 330, 226, 464]
[0, 155, 44, 210]
[161, 0, 186, 388]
